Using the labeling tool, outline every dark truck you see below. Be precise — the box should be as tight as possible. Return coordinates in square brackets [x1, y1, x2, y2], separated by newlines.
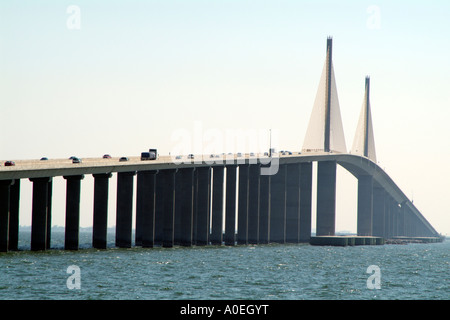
[141, 149, 157, 160]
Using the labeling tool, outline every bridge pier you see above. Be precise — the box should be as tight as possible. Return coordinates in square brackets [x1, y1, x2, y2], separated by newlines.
[372, 186, 385, 238]
[174, 170, 183, 245]
[384, 196, 392, 238]
[46, 179, 53, 249]
[258, 169, 270, 244]
[0, 180, 13, 252]
[248, 164, 260, 244]
[8, 179, 20, 251]
[357, 175, 373, 236]
[398, 202, 406, 237]
[316, 161, 336, 236]
[270, 164, 286, 243]
[136, 171, 157, 247]
[115, 171, 136, 248]
[92, 173, 112, 249]
[237, 164, 249, 245]
[211, 166, 224, 245]
[299, 162, 312, 242]
[179, 168, 195, 246]
[225, 165, 237, 246]
[155, 172, 164, 246]
[391, 200, 399, 237]
[286, 163, 301, 243]
[64, 175, 84, 250]
[162, 169, 176, 248]
[30, 177, 51, 251]
[196, 167, 211, 246]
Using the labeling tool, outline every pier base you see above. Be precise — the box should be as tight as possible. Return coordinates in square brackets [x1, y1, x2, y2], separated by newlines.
[310, 236, 384, 246]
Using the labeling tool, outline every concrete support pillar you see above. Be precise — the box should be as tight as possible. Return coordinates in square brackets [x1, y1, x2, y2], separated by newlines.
[248, 164, 260, 244]
[179, 168, 195, 246]
[0, 180, 13, 252]
[286, 163, 301, 243]
[372, 186, 385, 238]
[316, 161, 336, 236]
[225, 165, 237, 246]
[30, 177, 51, 251]
[398, 202, 405, 237]
[155, 172, 164, 246]
[162, 169, 176, 248]
[258, 170, 270, 244]
[270, 164, 286, 243]
[115, 171, 136, 248]
[404, 208, 412, 237]
[174, 170, 183, 245]
[211, 166, 225, 245]
[8, 179, 20, 251]
[407, 209, 415, 237]
[192, 169, 198, 244]
[92, 173, 112, 249]
[384, 197, 392, 238]
[196, 167, 211, 246]
[357, 175, 373, 236]
[391, 200, 398, 237]
[299, 162, 312, 242]
[46, 179, 53, 249]
[136, 170, 157, 248]
[64, 175, 84, 250]
[237, 164, 249, 245]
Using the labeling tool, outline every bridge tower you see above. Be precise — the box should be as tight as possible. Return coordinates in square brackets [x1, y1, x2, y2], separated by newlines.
[351, 77, 377, 236]
[302, 37, 347, 154]
[351, 76, 377, 162]
[302, 37, 347, 236]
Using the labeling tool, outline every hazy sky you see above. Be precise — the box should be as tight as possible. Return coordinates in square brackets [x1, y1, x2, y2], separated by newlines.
[1, 1, 449, 235]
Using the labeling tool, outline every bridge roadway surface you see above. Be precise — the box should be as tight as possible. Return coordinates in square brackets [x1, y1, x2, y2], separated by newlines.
[0, 151, 437, 235]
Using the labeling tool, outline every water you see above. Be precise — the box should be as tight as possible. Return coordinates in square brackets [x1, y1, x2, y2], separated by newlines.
[0, 231, 448, 300]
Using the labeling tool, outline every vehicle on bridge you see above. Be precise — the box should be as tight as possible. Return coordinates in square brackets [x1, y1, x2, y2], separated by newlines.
[141, 149, 157, 160]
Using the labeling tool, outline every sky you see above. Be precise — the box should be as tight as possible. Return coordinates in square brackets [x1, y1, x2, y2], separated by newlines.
[1, 0, 449, 235]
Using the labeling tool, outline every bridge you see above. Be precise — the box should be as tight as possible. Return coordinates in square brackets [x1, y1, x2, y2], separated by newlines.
[0, 38, 441, 252]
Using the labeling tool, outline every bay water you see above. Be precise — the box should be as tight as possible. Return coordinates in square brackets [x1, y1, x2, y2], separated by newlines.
[0, 231, 448, 300]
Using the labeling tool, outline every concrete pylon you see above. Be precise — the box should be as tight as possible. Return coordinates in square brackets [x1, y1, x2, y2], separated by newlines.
[302, 37, 347, 154]
[351, 76, 377, 162]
